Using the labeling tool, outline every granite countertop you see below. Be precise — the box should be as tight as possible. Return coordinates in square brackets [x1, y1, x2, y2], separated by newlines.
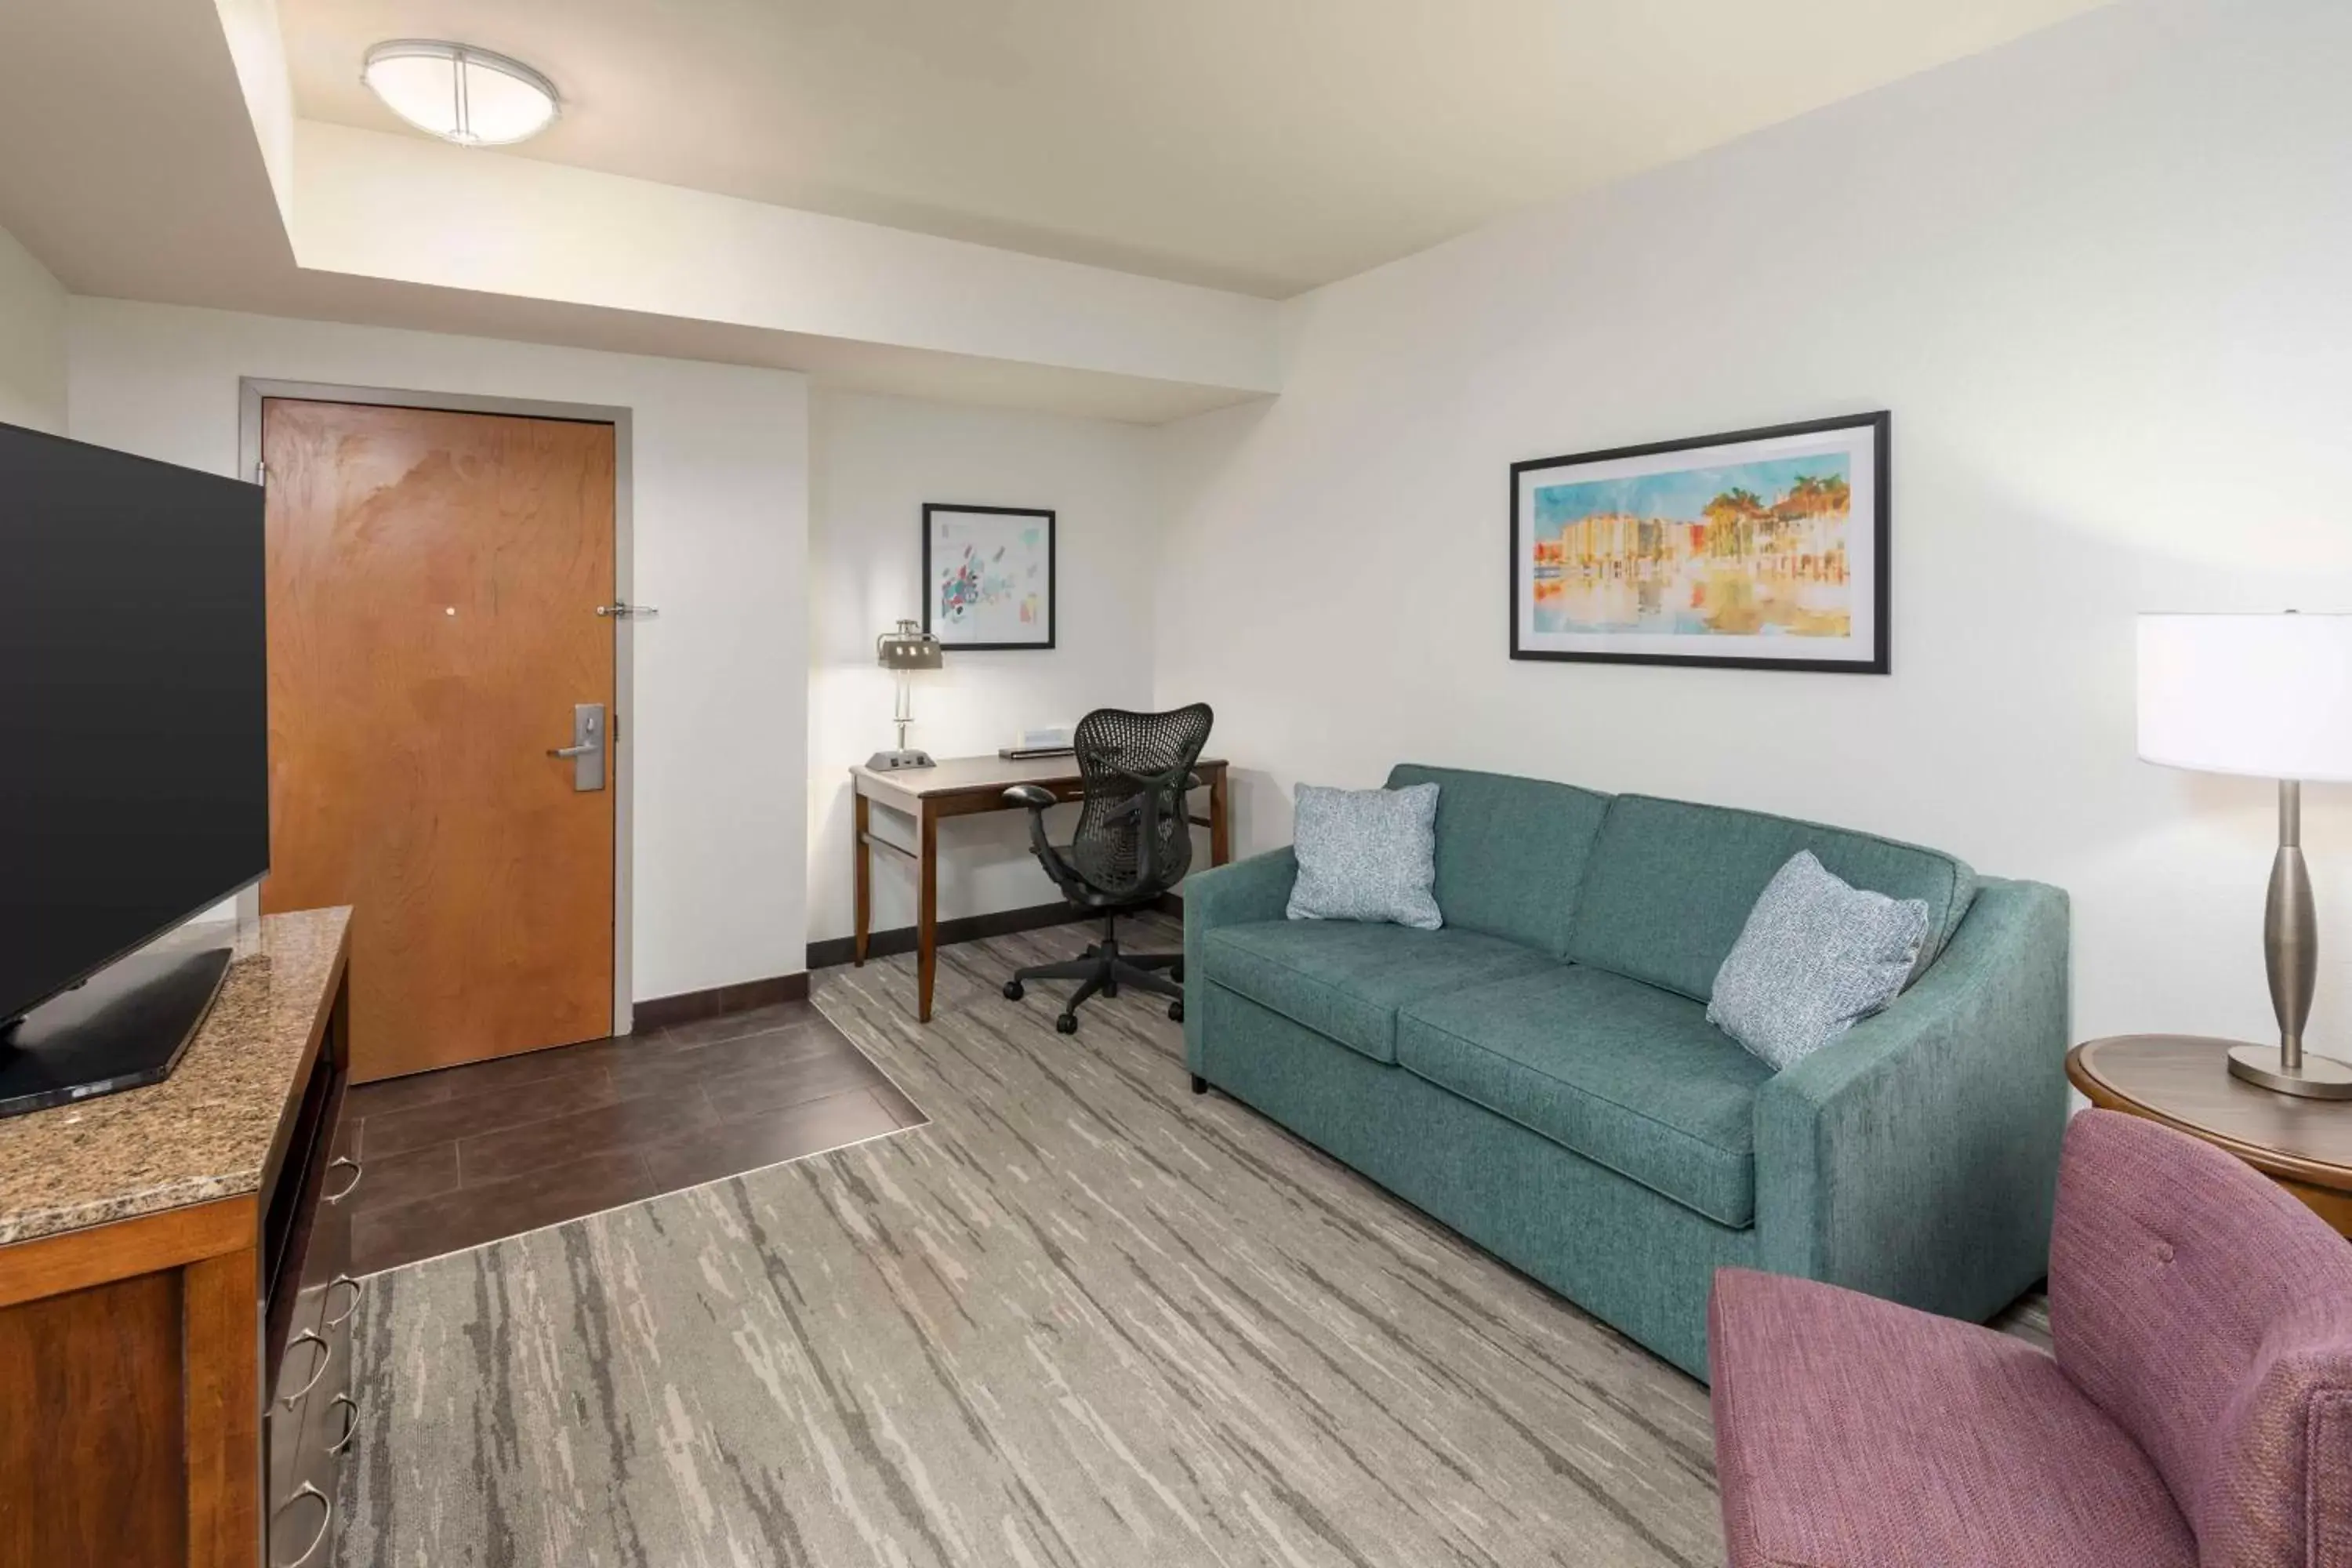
[0, 906, 350, 1247]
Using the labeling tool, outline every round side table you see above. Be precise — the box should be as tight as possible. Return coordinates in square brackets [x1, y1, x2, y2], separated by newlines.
[2067, 1034, 2352, 1237]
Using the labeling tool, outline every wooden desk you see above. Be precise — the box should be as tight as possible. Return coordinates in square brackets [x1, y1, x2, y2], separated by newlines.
[851, 754, 1230, 1022]
[2069, 1033, 2352, 1236]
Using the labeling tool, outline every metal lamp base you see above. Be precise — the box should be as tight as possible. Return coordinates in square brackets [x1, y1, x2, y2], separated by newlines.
[2238, 778, 2352, 1099]
[2227, 1042, 2352, 1100]
[866, 749, 935, 771]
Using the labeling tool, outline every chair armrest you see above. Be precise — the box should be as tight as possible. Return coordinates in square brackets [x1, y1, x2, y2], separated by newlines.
[1754, 877, 2071, 1322]
[1003, 783, 1075, 888]
[1181, 847, 1298, 1073]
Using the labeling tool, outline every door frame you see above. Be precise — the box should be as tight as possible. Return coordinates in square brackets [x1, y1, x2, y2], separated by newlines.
[238, 379, 639, 1037]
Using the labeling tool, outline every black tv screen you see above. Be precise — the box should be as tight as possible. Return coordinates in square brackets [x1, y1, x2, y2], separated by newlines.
[0, 421, 267, 1025]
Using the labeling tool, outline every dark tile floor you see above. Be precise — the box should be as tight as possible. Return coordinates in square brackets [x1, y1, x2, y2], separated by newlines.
[337, 999, 926, 1275]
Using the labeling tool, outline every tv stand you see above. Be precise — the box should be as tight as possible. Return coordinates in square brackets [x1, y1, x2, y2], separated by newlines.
[0, 908, 351, 1567]
[0, 942, 233, 1118]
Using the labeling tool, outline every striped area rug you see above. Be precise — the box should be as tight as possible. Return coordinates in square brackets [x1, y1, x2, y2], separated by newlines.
[335, 916, 2043, 1566]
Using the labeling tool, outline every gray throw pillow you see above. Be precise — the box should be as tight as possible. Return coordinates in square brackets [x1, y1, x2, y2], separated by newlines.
[1286, 782, 1443, 929]
[1708, 850, 1929, 1071]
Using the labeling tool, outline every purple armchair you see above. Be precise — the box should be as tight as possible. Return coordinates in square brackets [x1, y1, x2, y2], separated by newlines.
[1708, 1109, 2352, 1567]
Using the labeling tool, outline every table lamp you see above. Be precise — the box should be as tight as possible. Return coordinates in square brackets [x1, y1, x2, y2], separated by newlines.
[869, 619, 943, 771]
[2137, 610, 2352, 1098]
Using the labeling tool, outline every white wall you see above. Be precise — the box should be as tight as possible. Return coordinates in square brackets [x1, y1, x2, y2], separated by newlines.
[0, 221, 66, 432]
[808, 389, 1161, 943]
[1155, 0, 2352, 1050]
[68, 298, 810, 1005]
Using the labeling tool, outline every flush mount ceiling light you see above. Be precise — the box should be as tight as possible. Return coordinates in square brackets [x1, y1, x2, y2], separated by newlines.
[362, 40, 560, 147]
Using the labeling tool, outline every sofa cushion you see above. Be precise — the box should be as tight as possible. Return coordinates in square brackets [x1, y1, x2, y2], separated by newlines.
[1385, 764, 1610, 958]
[1396, 966, 1772, 1226]
[1566, 794, 1976, 1004]
[1200, 920, 1557, 1065]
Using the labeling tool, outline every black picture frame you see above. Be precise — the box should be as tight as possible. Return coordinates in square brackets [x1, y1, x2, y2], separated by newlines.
[1508, 411, 1890, 674]
[920, 503, 1057, 651]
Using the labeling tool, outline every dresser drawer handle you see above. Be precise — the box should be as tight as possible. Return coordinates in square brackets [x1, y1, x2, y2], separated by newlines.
[328, 1392, 360, 1456]
[271, 1481, 332, 1567]
[323, 1272, 366, 1328]
[281, 1330, 330, 1409]
[323, 1156, 362, 1204]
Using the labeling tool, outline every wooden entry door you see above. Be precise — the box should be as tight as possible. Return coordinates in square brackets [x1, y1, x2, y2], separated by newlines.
[260, 399, 616, 1081]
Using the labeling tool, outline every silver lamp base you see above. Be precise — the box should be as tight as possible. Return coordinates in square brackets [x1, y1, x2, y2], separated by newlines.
[2227, 1042, 2352, 1100]
[2241, 779, 2352, 1098]
[867, 748, 935, 771]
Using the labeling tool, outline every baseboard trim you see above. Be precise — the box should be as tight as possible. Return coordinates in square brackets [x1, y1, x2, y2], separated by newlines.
[806, 892, 1189, 972]
[807, 901, 1081, 971]
[634, 971, 812, 1030]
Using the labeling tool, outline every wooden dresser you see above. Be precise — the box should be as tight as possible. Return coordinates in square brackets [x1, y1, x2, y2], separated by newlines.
[0, 908, 354, 1567]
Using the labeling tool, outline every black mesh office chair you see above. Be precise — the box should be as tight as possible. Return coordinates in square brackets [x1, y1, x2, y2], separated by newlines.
[1000, 704, 1214, 1034]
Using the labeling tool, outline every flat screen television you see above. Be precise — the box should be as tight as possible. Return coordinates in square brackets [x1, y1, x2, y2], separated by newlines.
[0, 419, 267, 1115]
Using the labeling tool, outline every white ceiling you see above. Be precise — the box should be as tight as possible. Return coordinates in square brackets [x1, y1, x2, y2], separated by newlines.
[284, 0, 2111, 298]
[0, 0, 2116, 422]
[0, 0, 1274, 423]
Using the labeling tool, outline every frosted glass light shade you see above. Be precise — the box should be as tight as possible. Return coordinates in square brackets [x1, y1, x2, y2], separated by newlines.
[363, 42, 559, 147]
[2137, 612, 2352, 782]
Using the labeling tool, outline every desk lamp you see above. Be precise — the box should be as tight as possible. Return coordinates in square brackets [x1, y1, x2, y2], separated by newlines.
[869, 619, 943, 771]
[2138, 610, 2352, 1098]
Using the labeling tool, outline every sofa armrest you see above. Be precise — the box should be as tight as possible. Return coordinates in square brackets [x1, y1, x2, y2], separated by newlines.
[1754, 877, 2071, 1321]
[1181, 847, 1297, 1073]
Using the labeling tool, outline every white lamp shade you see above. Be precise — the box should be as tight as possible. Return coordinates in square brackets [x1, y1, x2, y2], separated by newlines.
[2137, 612, 2352, 781]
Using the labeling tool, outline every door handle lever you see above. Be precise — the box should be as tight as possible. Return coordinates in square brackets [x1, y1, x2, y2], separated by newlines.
[550, 703, 608, 790]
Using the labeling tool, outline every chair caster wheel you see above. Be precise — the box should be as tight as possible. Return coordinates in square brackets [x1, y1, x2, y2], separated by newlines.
[1056, 1013, 1079, 1035]
[1167, 1000, 1184, 1022]
[1002, 980, 1025, 1000]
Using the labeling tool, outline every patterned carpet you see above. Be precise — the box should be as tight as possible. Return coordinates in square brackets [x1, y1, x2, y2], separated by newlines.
[335, 916, 2046, 1567]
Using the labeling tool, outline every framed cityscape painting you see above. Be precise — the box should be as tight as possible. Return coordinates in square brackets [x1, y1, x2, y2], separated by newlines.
[923, 503, 1055, 650]
[1510, 412, 1889, 673]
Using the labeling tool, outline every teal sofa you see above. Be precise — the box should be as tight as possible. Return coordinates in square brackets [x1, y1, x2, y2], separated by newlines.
[1181, 764, 2069, 1380]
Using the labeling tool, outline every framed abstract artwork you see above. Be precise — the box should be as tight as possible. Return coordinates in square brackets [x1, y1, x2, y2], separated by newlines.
[1509, 412, 1889, 673]
[922, 503, 1056, 651]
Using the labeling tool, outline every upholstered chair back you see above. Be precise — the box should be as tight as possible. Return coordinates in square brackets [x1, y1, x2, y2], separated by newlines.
[2050, 1110, 2352, 1566]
